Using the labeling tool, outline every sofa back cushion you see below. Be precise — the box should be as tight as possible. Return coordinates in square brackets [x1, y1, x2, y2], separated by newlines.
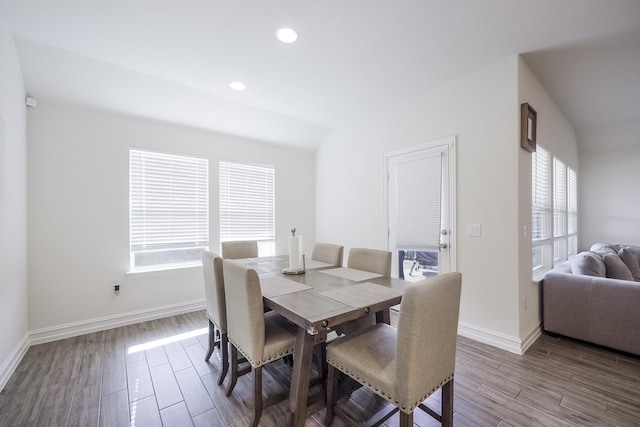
[603, 253, 635, 281]
[590, 243, 619, 257]
[571, 251, 606, 277]
[618, 247, 640, 281]
[624, 245, 640, 261]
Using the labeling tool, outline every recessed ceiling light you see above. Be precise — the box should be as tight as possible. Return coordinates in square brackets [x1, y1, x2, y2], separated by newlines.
[276, 27, 298, 43]
[230, 81, 246, 91]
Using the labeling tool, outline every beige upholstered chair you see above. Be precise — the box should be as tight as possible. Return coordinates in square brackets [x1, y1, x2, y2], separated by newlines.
[338, 247, 392, 334]
[311, 243, 344, 266]
[222, 259, 298, 427]
[202, 251, 230, 385]
[347, 247, 392, 277]
[221, 240, 259, 259]
[326, 272, 462, 427]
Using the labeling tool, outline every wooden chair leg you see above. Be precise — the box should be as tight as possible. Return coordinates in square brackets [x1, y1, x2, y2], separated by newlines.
[217, 332, 229, 385]
[284, 354, 294, 366]
[205, 320, 215, 362]
[441, 378, 454, 427]
[320, 343, 328, 380]
[225, 344, 238, 396]
[399, 411, 413, 427]
[325, 364, 338, 425]
[312, 344, 325, 382]
[251, 366, 263, 427]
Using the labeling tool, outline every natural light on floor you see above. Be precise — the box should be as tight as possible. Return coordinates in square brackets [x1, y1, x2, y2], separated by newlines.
[127, 327, 208, 354]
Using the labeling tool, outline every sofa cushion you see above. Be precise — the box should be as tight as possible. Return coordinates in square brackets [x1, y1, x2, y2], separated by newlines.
[603, 253, 635, 281]
[571, 251, 605, 277]
[590, 243, 618, 257]
[624, 245, 640, 260]
[618, 247, 640, 281]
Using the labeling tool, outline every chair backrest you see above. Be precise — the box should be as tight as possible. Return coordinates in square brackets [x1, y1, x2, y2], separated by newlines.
[221, 240, 259, 259]
[395, 272, 462, 405]
[347, 248, 392, 277]
[222, 259, 265, 363]
[311, 243, 344, 266]
[202, 251, 227, 332]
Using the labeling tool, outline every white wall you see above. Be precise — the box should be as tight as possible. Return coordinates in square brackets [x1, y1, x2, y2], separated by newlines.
[517, 57, 579, 339]
[0, 14, 28, 388]
[316, 55, 579, 353]
[317, 56, 525, 350]
[579, 121, 640, 247]
[27, 103, 315, 332]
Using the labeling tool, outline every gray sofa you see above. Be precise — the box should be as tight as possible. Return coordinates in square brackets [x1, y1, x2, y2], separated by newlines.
[542, 243, 640, 355]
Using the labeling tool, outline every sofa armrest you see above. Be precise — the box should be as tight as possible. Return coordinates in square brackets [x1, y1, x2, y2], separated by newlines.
[543, 270, 640, 355]
[591, 278, 640, 354]
[542, 271, 592, 338]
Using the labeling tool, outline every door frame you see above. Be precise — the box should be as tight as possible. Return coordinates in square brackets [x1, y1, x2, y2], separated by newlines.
[383, 135, 457, 276]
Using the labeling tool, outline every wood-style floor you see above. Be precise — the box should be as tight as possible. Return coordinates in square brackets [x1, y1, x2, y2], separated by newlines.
[1, 310, 639, 426]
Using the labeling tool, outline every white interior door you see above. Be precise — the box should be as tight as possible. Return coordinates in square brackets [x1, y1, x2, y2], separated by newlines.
[386, 137, 456, 279]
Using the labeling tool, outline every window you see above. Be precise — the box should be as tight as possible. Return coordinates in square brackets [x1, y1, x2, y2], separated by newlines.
[130, 149, 208, 271]
[531, 145, 577, 273]
[553, 158, 567, 264]
[532, 146, 551, 271]
[219, 161, 275, 256]
[567, 167, 578, 257]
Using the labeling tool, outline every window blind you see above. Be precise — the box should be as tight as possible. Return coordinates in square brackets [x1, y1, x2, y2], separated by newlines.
[553, 158, 567, 238]
[130, 149, 209, 253]
[531, 146, 551, 241]
[219, 161, 275, 241]
[395, 151, 442, 250]
[568, 167, 577, 234]
[531, 145, 579, 272]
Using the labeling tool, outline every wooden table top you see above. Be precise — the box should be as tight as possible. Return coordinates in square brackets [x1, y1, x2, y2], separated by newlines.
[237, 255, 407, 335]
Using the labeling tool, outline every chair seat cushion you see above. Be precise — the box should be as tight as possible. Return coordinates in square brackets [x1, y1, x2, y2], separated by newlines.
[260, 311, 297, 366]
[327, 323, 397, 402]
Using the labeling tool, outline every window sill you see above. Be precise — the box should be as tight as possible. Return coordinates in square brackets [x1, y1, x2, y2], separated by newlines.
[532, 268, 548, 284]
[126, 264, 202, 279]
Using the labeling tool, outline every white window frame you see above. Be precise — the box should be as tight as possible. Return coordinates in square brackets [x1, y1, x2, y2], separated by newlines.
[553, 158, 568, 265]
[129, 149, 209, 272]
[219, 161, 275, 256]
[532, 146, 552, 272]
[567, 167, 578, 257]
[532, 145, 577, 274]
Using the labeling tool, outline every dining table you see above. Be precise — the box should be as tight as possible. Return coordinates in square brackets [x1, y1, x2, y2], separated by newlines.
[236, 255, 409, 427]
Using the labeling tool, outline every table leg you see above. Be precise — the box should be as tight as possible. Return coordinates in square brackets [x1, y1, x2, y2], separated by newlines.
[376, 308, 391, 325]
[289, 327, 315, 427]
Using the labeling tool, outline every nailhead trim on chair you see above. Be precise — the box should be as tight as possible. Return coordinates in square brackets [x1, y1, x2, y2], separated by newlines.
[327, 358, 454, 413]
[229, 337, 294, 367]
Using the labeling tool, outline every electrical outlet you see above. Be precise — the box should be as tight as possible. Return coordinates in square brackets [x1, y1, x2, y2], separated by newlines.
[467, 224, 482, 237]
[114, 284, 120, 296]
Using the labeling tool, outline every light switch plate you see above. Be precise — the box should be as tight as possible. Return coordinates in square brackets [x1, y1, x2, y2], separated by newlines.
[467, 224, 482, 237]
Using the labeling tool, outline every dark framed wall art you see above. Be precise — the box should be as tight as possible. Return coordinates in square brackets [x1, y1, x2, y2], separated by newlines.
[520, 103, 537, 153]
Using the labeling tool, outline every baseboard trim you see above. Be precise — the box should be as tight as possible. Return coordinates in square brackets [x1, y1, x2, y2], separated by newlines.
[458, 322, 525, 355]
[0, 332, 30, 392]
[520, 321, 543, 354]
[29, 299, 205, 345]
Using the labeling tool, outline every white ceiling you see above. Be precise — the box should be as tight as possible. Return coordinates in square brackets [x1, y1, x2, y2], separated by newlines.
[1, 0, 640, 151]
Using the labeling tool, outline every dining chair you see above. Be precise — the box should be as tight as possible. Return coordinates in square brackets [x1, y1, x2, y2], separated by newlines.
[337, 247, 393, 334]
[325, 272, 462, 427]
[347, 247, 392, 277]
[221, 240, 259, 259]
[202, 251, 230, 385]
[222, 259, 298, 427]
[311, 243, 344, 266]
